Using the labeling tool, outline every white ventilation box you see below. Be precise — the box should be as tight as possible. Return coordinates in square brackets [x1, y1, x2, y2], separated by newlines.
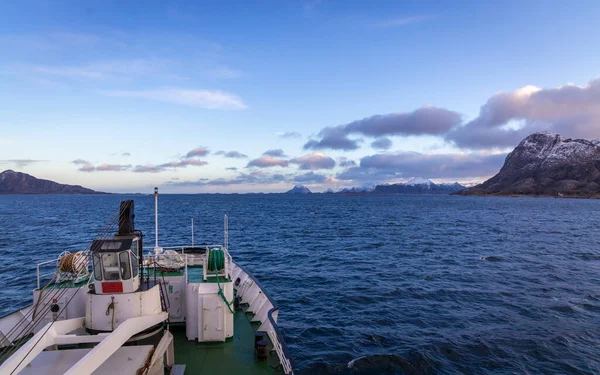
[185, 283, 233, 342]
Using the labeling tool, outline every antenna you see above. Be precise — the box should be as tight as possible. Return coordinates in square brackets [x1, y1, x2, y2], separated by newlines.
[154, 187, 159, 250]
[224, 215, 228, 251]
[191, 217, 194, 247]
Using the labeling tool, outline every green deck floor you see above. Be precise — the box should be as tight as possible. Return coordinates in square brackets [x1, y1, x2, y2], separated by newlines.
[146, 266, 229, 284]
[41, 275, 91, 290]
[170, 309, 283, 374]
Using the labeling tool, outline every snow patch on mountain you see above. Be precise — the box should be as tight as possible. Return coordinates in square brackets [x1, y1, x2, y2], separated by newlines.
[461, 132, 600, 196]
[405, 177, 433, 186]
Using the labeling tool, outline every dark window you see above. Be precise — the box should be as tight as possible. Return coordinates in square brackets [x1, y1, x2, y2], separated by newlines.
[119, 252, 131, 280]
[93, 253, 102, 281]
[102, 253, 120, 281]
[131, 253, 139, 278]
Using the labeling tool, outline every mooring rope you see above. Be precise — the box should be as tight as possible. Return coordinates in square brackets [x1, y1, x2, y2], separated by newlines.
[58, 252, 86, 274]
[211, 249, 235, 314]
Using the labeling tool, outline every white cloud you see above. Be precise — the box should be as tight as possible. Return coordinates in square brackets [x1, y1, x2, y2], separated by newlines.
[372, 15, 433, 28]
[99, 88, 247, 110]
[210, 66, 243, 79]
[26, 59, 178, 81]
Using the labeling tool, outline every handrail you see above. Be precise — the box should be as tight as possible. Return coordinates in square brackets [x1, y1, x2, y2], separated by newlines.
[142, 244, 224, 252]
[35, 249, 90, 289]
[233, 262, 296, 374]
[36, 258, 59, 290]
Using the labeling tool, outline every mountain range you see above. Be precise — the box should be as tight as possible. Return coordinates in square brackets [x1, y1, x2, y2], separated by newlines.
[319, 178, 465, 195]
[371, 178, 465, 194]
[9, 131, 597, 197]
[0, 170, 102, 194]
[459, 132, 600, 197]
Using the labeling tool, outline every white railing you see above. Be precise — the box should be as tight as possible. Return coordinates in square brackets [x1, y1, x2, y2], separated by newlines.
[142, 245, 224, 253]
[232, 262, 295, 374]
[36, 258, 59, 290]
[265, 319, 294, 375]
[35, 250, 90, 289]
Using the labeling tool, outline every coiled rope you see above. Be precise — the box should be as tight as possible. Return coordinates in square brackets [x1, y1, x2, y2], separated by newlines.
[210, 249, 234, 314]
[58, 252, 86, 274]
[208, 248, 225, 271]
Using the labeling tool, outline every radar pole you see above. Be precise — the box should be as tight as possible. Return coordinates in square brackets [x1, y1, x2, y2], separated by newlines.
[154, 187, 159, 250]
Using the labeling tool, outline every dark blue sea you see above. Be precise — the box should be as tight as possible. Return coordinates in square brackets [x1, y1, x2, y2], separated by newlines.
[1, 194, 599, 374]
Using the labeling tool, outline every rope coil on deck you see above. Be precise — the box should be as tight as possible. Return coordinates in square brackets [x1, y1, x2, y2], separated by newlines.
[58, 252, 86, 274]
[210, 249, 235, 314]
[207, 249, 225, 271]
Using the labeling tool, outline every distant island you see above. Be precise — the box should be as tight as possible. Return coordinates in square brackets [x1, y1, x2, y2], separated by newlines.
[286, 185, 312, 194]
[320, 178, 464, 195]
[371, 178, 465, 195]
[0, 170, 103, 194]
[286, 179, 465, 195]
[457, 132, 600, 197]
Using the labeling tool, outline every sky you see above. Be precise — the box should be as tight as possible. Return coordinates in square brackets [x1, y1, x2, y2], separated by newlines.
[0, 0, 599, 193]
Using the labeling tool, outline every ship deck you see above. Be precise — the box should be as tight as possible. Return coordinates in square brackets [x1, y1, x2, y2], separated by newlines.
[27, 265, 286, 374]
[168, 308, 283, 374]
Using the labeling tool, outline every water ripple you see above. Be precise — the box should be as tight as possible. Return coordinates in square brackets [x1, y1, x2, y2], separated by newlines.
[1, 194, 600, 374]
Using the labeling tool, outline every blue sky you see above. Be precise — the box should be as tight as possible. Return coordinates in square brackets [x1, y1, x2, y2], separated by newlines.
[1, 1, 599, 193]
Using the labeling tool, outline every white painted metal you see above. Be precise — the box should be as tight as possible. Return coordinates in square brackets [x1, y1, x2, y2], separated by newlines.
[185, 282, 234, 342]
[32, 287, 88, 333]
[185, 283, 199, 340]
[64, 312, 168, 375]
[85, 285, 162, 332]
[161, 275, 185, 322]
[147, 330, 174, 370]
[18, 345, 155, 375]
[0, 305, 33, 347]
[201, 294, 222, 341]
[54, 332, 110, 345]
[0, 317, 85, 375]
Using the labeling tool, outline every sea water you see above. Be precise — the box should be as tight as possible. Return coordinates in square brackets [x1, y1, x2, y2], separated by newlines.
[0, 194, 599, 374]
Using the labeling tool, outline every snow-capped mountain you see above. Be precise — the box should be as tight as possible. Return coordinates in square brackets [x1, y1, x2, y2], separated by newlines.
[286, 184, 312, 194]
[461, 132, 600, 196]
[332, 179, 464, 195]
[373, 180, 465, 194]
[405, 177, 433, 186]
[337, 184, 375, 193]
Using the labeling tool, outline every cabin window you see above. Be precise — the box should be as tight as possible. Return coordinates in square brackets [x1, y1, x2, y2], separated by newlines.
[119, 251, 131, 280]
[102, 253, 120, 281]
[93, 253, 102, 281]
[131, 253, 139, 278]
[130, 241, 139, 278]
